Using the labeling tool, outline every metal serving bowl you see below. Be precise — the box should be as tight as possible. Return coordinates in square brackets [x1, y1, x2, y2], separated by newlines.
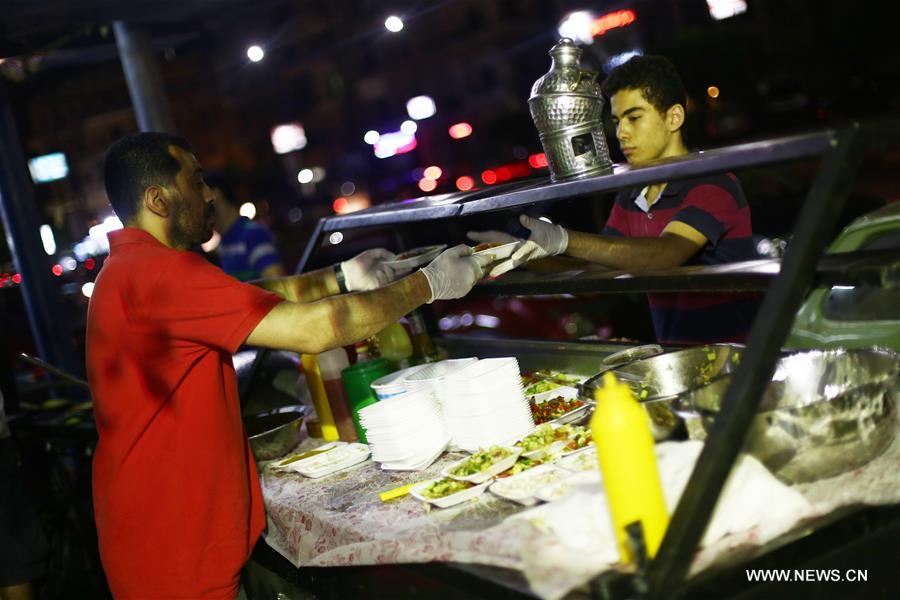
[579, 344, 745, 440]
[245, 405, 307, 462]
[678, 348, 898, 483]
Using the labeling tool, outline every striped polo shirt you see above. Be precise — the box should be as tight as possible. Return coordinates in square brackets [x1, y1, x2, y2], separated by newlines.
[218, 217, 281, 282]
[602, 173, 760, 344]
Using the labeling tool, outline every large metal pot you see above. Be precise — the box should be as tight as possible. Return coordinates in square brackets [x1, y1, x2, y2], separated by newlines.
[677, 348, 898, 483]
[244, 405, 307, 462]
[579, 344, 744, 440]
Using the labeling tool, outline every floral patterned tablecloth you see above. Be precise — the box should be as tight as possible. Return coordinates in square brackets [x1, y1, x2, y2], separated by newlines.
[260, 426, 900, 600]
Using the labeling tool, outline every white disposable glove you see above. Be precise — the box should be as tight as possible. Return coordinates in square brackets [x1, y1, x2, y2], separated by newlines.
[488, 215, 568, 277]
[341, 248, 397, 291]
[419, 244, 484, 303]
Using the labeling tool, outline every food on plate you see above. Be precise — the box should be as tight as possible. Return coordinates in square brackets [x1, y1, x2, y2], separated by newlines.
[395, 247, 435, 261]
[491, 467, 567, 501]
[530, 396, 586, 424]
[564, 426, 592, 451]
[449, 446, 512, 477]
[496, 456, 543, 478]
[421, 478, 474, 499]
[559, 449, 598, 472]
[473, 242, 504, 252]
[521, 370, 584, 396]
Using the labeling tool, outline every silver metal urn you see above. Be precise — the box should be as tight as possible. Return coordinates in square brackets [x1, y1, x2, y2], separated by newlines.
[528, 38, 613, 181]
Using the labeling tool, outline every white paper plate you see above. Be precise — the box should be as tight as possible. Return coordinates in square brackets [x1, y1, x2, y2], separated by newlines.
[294, 443, 371, 478]
[471, 241, 521, 262]
[409, 478, 491, 508]
[557, 446, 599, 473]
[443, 446, 522, 484]
[383, 245, 447, 270]
[533, 469, 601, 503]
[488, 465, 570, 506]
[529, 385, 580, 404]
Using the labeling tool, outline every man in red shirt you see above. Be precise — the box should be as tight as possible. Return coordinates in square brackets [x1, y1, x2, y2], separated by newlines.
[472, 55, 759, 343]
[86, 132, 482, 599]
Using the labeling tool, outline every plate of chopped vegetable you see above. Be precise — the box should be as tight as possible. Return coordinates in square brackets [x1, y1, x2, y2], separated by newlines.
[443, 445, 522, 484]
[495, 456, 544, 478]
[410, 477, 491, 508]
[529, 394, 590, 426]
[513, 424, 594, 458]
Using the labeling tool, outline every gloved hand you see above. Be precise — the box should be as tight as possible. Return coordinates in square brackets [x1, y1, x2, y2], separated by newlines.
[419, 244, 484, 303]
[489, 215, 568, 277]
[341, 248, 397, 291]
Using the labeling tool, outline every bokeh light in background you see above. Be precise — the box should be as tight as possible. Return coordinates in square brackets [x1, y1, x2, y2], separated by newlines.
[423, 166, 442, 180]
[448, 122, 473, 139]
[239, 202, 257, 219]
[707, 85, 720, 98]
[557, 11, 594, 45]
[246, 45, 264, 62]
[363, 130, 380, 145]
[384, 16, 404, 32]
[297, 168, 314, 184]
[406, 95, 436, 120]
[400, 120, 418, 135]
[456, 176, 475, 191]
[481, 170, 497, 185]
[418, 178, 437, 192]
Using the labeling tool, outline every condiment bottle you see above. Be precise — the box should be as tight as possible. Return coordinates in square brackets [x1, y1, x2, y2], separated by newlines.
[300, 354, 339, 441]
[318, 347, 356, 441]
[376, 322, 413, 370]
[591, 372, 669, 564]
[406, 309, 438, 364]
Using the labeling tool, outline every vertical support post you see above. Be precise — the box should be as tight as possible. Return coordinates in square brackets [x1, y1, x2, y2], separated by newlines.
[644, 126, 864, 597]
[0, 80, 83, 378]
[113, 21, 175, 133]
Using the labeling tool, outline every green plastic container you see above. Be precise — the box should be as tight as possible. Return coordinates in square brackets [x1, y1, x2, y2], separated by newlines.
[341, 358, 392, 443]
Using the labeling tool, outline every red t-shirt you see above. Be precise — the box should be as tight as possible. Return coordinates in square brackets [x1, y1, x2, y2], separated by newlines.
[86, 228, 282, 599]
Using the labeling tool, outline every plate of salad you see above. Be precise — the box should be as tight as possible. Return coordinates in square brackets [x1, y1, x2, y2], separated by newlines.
[409, 477, 491, 508]
[529, 394, 590, 426]
[495, 455, 544, 478]
[443, 445, 522, 484]
[514, 424, 594, 458]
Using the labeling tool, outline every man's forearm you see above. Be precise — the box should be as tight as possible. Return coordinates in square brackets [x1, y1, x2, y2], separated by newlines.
[564, 229, 699, 270]
[252, 266, 340, 302]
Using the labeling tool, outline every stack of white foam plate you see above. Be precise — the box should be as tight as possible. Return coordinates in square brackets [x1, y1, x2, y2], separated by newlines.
[370, 364, 428, 400]
[436, 357, 535, 452]
[357, 387, 449, 471]
[402, 358, 478, 393]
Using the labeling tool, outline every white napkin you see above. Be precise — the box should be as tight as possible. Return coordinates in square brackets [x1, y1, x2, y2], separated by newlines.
[513, 441, 811, 599]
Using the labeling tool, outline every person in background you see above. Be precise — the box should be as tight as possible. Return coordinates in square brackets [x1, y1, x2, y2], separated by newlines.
[0, 389, 49, 600]
[204, 171, 286, 281]
[87, 132, 482, 599]
[473, 55, 759, 345]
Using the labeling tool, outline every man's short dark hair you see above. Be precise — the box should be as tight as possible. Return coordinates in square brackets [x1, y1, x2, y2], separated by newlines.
[202, 171, 240, 208]
[103, 132, 191, 224]
[602, 55, 687, 115]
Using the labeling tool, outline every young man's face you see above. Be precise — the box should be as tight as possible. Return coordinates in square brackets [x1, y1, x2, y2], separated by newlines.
[166, 145, 216, 248]
[610, 88, 682, 166]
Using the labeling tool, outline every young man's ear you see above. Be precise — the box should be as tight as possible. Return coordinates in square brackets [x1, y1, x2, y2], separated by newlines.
[666, 104, 686, 132]
[143, 185, 171, 218]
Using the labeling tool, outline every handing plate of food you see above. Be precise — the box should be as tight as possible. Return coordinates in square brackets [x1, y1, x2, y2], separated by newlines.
[471, 241, 521, 263]
[384, 245, 447, 270]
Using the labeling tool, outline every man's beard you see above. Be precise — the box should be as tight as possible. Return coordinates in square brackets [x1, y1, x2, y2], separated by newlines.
[170, 201, 214, 249]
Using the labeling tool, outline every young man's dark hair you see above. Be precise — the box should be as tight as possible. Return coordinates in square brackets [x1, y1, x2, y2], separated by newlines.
[202, 171, 240, 208]
[602, 55, 687, 115]
[103, 132, 192, 224]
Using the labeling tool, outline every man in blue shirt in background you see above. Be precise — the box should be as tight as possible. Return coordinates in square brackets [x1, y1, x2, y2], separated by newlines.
[206, 172, 287, 281]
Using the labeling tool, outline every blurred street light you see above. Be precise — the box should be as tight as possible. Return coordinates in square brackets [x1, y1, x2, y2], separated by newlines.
[385, 16, 404, 32]
[247, 45, 264, 62]
[406, 95, 436, 120]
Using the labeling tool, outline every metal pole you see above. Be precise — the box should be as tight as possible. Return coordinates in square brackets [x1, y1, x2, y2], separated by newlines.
[0, 79, 83, 378]
[113, 21, 175, 133]
[644, 125, 865, 597]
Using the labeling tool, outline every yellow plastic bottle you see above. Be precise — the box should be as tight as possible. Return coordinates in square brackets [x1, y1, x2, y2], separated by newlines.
[300, 354, 339, 441]
[591, 372, 669, 563]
